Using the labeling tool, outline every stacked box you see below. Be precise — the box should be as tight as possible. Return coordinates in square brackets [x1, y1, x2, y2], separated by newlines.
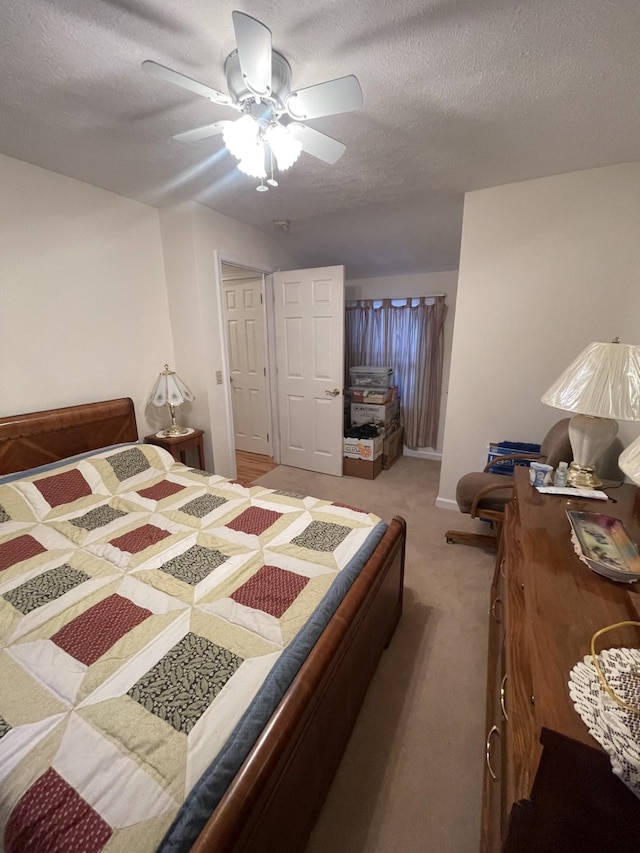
[383, 426, 404, 469]
[343, 434, 383, 461]
[343, 454, 383, 480]
[349, 366, 394, 388]
[349, 385, 398, 404]
[350, 399, 400, 437]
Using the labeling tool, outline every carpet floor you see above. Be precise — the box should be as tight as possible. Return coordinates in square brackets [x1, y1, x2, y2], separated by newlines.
[252, 456, 495, 853]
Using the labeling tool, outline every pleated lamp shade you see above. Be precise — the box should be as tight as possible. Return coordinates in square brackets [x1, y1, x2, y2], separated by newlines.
[541, 342, 640, 420]
[541, 341, 640, 488]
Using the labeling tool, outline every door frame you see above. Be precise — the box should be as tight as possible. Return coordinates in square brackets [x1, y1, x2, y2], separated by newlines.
[214, 252, 278, 479]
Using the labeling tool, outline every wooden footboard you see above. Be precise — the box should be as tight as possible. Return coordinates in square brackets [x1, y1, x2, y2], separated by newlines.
[193, 516, 406, 853]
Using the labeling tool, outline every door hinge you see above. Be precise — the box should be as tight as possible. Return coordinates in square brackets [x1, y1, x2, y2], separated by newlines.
[263, 367, 266, 376]
[267, 432, 270, 442]
[260, 293, 263, 304]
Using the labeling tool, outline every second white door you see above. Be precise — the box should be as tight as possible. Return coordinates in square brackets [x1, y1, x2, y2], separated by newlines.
[222, 277, 270, 456]
[274, 265, 345, 476]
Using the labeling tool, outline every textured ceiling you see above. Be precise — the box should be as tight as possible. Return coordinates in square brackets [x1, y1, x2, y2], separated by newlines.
[2, 0, 640, 278]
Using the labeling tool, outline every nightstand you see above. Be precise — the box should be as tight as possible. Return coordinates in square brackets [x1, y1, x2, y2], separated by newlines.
[145, 429, 205, 469]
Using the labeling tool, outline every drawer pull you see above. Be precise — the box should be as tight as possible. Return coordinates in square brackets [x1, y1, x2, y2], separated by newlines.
[500, 558, 506, 579]
[500, 674, 509, 722]
[486, 725, 500, 781]
[491, 597, 502, 623]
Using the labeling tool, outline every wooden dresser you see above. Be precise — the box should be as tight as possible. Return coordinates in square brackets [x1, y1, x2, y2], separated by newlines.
[481, 467, 640, 851]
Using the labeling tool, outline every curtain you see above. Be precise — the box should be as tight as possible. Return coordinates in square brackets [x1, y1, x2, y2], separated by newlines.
[345, 296, 447, 448]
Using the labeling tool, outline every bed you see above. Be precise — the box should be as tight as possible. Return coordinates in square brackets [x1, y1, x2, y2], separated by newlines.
[0, 398, 406, 853]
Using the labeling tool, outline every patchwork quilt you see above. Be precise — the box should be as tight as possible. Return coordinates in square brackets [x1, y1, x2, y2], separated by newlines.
[0, 444, 385, 853]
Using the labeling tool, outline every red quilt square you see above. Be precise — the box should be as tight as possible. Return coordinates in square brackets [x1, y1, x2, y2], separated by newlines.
[231, 564, 309, 618]
[110, 524, 171, 554]
[52, 593, 152, 666]
[5, 767, 112, 853]
[137, 480, 186, 501]
[0, 535, 46, 572]
[34, 469, 92, 508]
[226, 507, 282, 536]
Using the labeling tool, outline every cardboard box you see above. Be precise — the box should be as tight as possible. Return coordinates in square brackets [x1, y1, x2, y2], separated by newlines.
[383, 426, 404, 469]
[349, 385, 398, 404]
[343, 454, 383, 480]
[343, 434, 383, 461]
[350, 399, 400, 433]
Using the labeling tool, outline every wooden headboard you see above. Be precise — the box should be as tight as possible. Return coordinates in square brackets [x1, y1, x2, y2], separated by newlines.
[0, 398, 139, 476]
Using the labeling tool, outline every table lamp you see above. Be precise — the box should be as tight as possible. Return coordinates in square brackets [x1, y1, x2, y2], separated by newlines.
[541, 339, 640, 488]
[149, 364, 195, 437]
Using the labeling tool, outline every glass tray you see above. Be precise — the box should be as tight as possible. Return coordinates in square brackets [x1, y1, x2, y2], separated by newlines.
[566, 511, 640, 582]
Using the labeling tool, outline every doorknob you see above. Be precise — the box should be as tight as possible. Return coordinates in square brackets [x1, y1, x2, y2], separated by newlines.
[325, 388, 340, 397]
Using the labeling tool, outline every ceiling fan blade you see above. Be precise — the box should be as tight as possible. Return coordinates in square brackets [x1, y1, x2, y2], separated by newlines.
[285, 75, 363, 121]
[287, 123, 346, 164]
[231, 11, 272, 97]
[173, 121, 228, 142]
[142, 60, 234, 107]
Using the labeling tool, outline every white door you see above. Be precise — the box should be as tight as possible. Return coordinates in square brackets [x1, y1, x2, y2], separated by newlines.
[222, 277, 270, 455]
[274, 266, 344, 475]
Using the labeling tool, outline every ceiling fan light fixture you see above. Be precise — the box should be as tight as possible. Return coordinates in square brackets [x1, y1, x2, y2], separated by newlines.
[222, 115, 266, 178]
[222, 114, 258, 160]
[265, 123, 302, 171]
[237, 139, 266, 178]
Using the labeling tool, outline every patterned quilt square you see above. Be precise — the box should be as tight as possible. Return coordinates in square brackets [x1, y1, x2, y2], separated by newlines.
[6, 768, 112, 853]
[33, 469, 93, 509]
[69, 505, 128, 532]
[109, 524, 171, 555]
[107, 448, 150, 482]
[159, 544, 227, 586]
[226, 507, 282, 536]
[230, 564, 309, 618]
[291, 520, 351, 552]
[51, 593, 152, 666]
[127, 632, 243, 734]
[0, 505, 11, 524]
[137, 481, 186, 502]
[3, 563, 91, 615]
[0, 534, 47, 572]
[179, 494, 227, 519]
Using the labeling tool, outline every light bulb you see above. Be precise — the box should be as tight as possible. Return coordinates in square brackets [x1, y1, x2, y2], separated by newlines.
[266, 123, 302, 171]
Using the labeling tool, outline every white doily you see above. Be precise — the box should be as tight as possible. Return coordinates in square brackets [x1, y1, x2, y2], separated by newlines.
[569, 648, 640, 798]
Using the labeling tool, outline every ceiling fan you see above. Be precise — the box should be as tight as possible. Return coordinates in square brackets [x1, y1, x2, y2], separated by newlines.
[142, 10, 363, 190]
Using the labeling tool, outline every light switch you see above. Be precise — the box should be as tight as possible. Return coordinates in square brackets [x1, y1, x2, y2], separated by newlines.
[215, 370, 223, 385]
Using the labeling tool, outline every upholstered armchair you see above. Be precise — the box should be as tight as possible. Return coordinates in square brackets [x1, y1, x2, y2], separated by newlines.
[445, 419, 573, 550]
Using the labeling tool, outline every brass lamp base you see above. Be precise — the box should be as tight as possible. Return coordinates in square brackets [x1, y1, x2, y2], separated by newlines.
[160, 425, 189, 437]
[161, 404, 189, 437]
[566, 461, 603, 489]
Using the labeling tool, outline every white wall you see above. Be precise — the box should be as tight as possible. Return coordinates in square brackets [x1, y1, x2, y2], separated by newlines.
[438, 161, 640, 509]
[346, 271, 458, 456]
[158, 202, 296, 477]
[0, 153, 173, 436]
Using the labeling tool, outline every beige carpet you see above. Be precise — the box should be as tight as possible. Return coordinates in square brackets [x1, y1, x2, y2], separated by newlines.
[252, 456, 495, 853]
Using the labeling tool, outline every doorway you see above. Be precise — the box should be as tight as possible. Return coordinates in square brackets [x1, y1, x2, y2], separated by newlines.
[220, 262, 276, 482]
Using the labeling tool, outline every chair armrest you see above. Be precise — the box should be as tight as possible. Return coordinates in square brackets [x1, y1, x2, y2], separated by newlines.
[470, 481, 516, 518]
[482, 453, 542, 473]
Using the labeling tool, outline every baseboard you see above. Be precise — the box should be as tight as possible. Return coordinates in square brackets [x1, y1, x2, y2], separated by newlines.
[403, 446, 442, 462]
[435, 496, 459, 512]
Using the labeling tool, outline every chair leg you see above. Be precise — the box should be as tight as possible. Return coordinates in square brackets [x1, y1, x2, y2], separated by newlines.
[445, 528, 499, 551]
